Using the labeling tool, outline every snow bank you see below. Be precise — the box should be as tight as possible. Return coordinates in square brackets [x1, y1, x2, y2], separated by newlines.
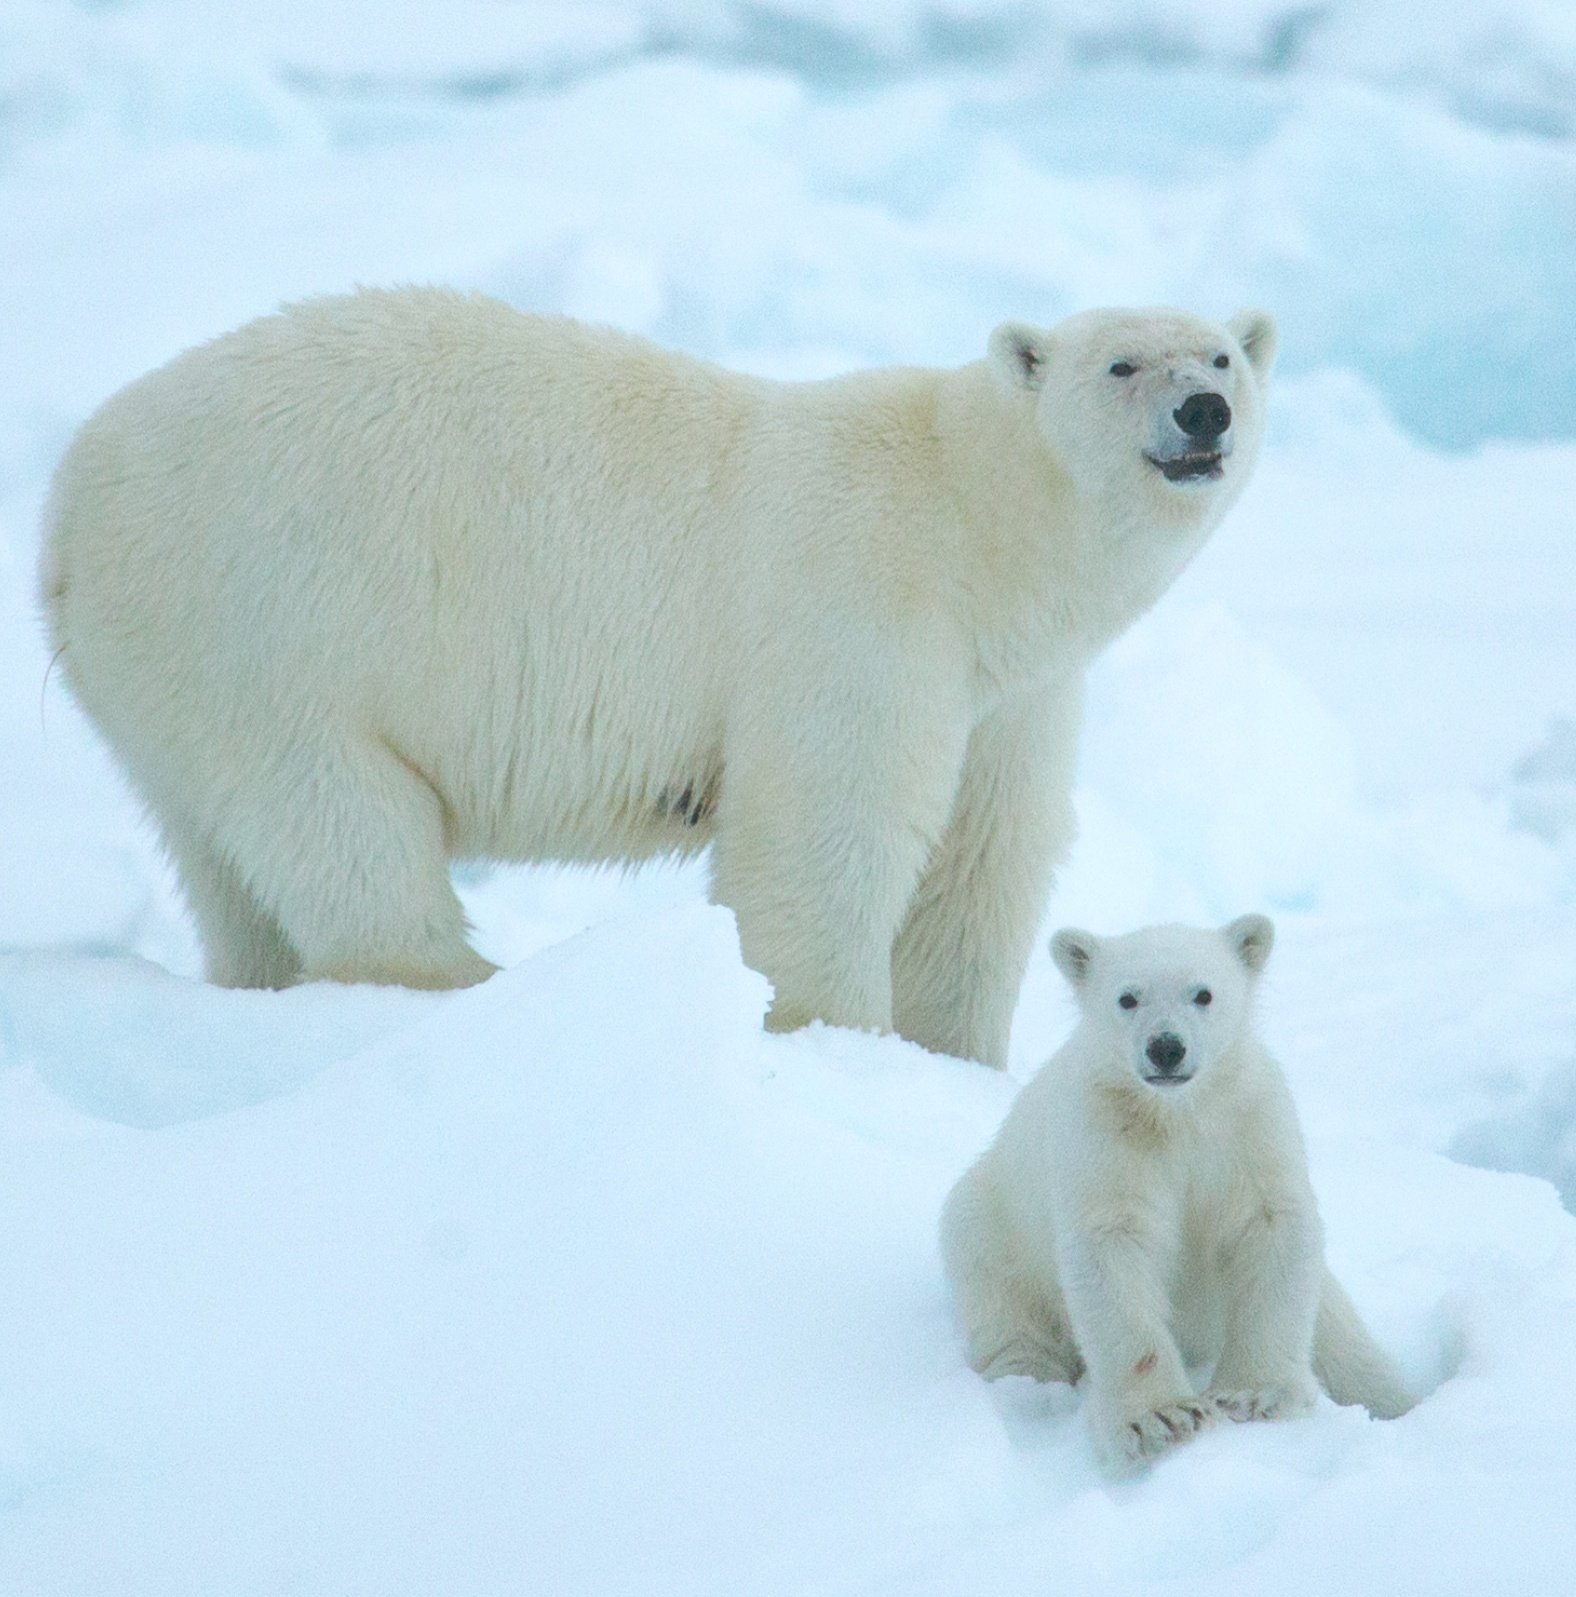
[1510, 717, 1576, 858]
[4, 906, 1576, 1594]
[0, 910, 973, 1595]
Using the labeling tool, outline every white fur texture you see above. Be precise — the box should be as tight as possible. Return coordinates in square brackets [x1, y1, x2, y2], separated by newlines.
[41, 290, 1272, 1064]
[941, 918, 1413, 1469]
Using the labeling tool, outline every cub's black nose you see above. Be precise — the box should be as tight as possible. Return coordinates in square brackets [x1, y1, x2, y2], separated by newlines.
[1174, 391, 1231, 440]
[1145, 1033, 1187, 1074]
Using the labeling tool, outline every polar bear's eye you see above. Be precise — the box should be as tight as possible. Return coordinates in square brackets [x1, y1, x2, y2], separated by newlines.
[1109, 361, 1137, 378]
[1213, 354, 1230, 369]
[1194, 988, 1213, 1006]
[1118, 992, 1139, 1010]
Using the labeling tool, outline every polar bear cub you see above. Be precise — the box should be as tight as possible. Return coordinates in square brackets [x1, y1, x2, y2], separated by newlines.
[941, 916, 1412, 1468]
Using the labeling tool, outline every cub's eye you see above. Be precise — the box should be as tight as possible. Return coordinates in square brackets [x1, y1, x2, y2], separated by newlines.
[1213, 354, 1230, 369]
[1194, 988, 1213, 1007]
[1109, 361, 1137, 378]
[1118, 992, 1139, 1010]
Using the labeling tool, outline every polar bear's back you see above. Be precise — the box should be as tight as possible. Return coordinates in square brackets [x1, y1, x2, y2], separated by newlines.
[44, 289, 765, 862]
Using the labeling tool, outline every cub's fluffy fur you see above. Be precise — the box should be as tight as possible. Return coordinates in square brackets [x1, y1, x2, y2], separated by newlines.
[941, 917, 1412, 1467]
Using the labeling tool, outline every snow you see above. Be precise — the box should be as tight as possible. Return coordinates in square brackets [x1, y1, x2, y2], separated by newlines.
[2, 2, 1575, 1591]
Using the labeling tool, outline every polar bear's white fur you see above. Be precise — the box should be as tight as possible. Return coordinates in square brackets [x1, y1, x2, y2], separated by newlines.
[42, 289, 1274, 1066]
[941, 917, 1413, 1467]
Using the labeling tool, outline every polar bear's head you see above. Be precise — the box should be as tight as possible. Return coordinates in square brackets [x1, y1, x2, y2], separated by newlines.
[1050, 916, 1274, 1094]
[988, 307, 1277, 512]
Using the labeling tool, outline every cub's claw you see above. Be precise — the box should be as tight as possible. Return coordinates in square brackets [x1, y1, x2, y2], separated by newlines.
[1208, 1379, 1317, 1424]
[1116, 1396, 1214, 1463]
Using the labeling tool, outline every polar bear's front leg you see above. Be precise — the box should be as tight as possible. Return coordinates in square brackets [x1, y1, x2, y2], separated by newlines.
[1204, 1189, 1322, 1424]
[891, 681, 1081, 1068]
[713, 641, 971, 1038]
[1060, 1213, 1212, 1469]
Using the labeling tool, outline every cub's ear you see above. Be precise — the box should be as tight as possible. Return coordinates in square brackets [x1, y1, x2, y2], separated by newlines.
[1050, 927, 1100, 987]
[1223, 913, 1275, 973]
[988, 321, 1053, 393]
[1225, 309, 1277, 379]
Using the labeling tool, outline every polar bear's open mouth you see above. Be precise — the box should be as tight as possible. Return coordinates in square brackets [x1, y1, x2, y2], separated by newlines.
[1146, 450, 1223, 484]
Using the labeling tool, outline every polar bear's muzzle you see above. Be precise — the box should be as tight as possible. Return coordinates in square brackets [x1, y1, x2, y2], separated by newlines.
[1142, 1030, 1193, 1086]
[1145, 388, 1232, 484]
[1146, 449, 1224, 484]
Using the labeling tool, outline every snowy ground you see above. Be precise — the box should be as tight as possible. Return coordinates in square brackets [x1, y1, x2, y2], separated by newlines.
[3, 4, 1576, 1592]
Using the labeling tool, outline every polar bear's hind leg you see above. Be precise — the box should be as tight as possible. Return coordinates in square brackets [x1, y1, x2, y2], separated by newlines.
[162, 821, 302, 990]
[196, 732, 497, 991]
[1312, 1271, 1414, 1419]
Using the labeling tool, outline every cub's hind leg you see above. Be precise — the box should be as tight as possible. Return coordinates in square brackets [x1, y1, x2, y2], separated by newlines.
[1312, 1272, 1414, 1419]
[940, 1176, 1084, 1385]
[961, 1278, 1084, 1385]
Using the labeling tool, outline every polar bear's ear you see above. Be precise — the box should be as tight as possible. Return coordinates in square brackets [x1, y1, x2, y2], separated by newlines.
[988, 321, 1053, 393]
[1223, 913, 1275, 973]
[1226, 309, 1278, 379]
[1050, 928, 1100, 987]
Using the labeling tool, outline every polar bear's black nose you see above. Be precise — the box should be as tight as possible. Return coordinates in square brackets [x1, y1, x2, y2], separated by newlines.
[1175, 392, 1231, 441]
[1145, 1033, 1187, 1073]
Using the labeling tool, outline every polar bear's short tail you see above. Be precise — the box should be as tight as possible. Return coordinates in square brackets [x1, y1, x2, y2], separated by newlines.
[1312, 1271, 1414, 1419]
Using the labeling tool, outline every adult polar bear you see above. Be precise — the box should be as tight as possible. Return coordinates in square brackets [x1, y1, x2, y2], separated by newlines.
[42, 290, 1275, 1067]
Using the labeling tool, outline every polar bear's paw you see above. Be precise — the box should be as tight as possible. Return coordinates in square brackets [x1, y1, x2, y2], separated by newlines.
[975, 1338, 1082, 1384]
[1105, 1395, 1215, 1466]
[1207, 1375, 1318, 1424]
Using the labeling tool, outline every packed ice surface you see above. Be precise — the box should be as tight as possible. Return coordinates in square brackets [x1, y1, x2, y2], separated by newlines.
[2, 3, 1576, 1593]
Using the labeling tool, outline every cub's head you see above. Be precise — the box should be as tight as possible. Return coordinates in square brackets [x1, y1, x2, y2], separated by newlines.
[1050, 916, 1274, 1095]
[988, 306, 1277, 514]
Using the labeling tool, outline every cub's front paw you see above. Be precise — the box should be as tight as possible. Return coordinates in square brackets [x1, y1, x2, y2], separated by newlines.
[1099, 1395, 1214, 1468]
[1207, 1375, 1318, 1424]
